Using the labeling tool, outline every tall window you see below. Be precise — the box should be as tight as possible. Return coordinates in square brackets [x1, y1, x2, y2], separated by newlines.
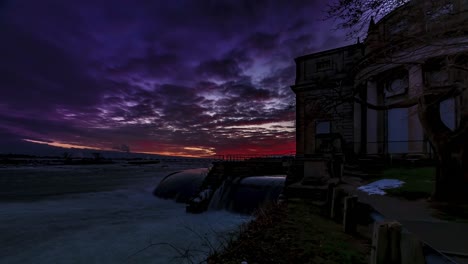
[316, 59, 332, 71]
[316, 121, 331, 134]
[388, 108, 409, 153]
[440, 98, 456, 130]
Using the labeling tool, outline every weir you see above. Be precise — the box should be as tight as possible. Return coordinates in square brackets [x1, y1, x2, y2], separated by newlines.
[153, 168, 209, 202]
[186, 158, 289, 213]
[206, 175, 285, 214]
[153, 158, 290, 214]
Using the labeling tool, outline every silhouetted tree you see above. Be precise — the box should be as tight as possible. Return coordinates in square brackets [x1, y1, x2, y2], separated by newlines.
[92, 152, 102, 161]
[62, 152, 72, 163]
[323, 0, 468, 201]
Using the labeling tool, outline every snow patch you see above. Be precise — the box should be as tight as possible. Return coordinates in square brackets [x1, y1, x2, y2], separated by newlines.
[358, 179, 405, 195]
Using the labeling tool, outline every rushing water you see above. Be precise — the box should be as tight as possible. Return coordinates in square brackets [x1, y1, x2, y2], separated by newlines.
[0, 163, 251, 264]
[208, 176, 285, 214]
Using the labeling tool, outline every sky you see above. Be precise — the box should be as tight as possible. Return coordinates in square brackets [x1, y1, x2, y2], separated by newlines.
[0, 0, 350, 157]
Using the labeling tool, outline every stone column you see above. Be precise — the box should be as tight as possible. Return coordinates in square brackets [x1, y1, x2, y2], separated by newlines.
[303, 94, 319, 156]
[407, 64, 425, 153]
[353, 99, 361, 154]
[367, 80, 379, 154]
[304, 108, 315, 156]
[296, 93, 305, 156]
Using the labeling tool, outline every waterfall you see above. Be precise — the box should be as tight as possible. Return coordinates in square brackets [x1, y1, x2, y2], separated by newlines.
[208, 175, 286, 214]
[207, 181, 227, 210]
[154, 168, 286, 214]
[207, 178, 237, 211]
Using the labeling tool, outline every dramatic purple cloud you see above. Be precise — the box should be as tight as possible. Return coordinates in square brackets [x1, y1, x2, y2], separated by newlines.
[0, 0, 350, 157]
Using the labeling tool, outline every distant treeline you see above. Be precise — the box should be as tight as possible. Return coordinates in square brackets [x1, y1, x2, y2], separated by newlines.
[0, 154, 42, 158]
[0, 155, 166, 166]
[0, 157, 114, 166]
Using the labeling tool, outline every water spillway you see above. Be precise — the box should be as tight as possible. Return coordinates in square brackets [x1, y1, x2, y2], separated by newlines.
[209, 175, 286, 214]
[153, 167, 286, 214]
[153, 168, 209, 202]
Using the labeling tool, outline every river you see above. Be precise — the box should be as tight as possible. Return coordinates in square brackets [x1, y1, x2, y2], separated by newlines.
[0, 162, 251, 264]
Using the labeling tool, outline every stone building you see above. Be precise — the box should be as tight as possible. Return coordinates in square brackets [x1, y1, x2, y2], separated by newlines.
[292, 0, 468, 159]
[291, 44, 364, 157]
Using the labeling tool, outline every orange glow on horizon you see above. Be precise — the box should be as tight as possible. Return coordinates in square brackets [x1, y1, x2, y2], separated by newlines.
[23, 139, 104, 150]
[23, 139, 295, 158]
[139, 151, 203, 158]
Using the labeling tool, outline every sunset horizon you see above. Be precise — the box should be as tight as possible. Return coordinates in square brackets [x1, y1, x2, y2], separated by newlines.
[0, 0, 350, 157]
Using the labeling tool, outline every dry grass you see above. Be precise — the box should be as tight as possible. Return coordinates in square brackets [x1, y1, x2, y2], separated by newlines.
[207, 199, 370, 264]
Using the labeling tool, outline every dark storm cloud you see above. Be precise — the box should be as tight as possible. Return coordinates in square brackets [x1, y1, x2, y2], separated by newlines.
[0, 25, 106, 110]
[280, 34, 319, 58]
[244, 32, 279, 52]
[223, 82, 277, 101]
[0, 0, 348, 156]
[106, 52, 180, 79]
[260, 65, 296, 89]
[196, 58, 243, 80]
[287, 19, 308, 32]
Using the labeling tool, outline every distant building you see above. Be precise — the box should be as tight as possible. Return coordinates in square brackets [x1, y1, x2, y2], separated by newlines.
[292, 0, 468, 158]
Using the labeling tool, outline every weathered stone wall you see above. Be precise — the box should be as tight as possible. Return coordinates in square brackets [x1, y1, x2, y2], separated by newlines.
[292, 44, 364, 156]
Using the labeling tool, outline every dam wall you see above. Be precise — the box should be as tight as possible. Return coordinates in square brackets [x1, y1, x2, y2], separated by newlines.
[186, 158, 290, 213]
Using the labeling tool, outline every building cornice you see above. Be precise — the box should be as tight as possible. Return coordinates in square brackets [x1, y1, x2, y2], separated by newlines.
[356, 36, 468, 83]
[294, 43, 363, 62]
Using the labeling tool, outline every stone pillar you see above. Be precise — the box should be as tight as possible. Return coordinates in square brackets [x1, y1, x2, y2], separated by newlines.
[353, 100, 361, 154]
[407, 64, 425, 153]
[303, 97, 317, 156]
[367, 80, 379, 154]
[296, 93, 305, 156]
[304, 117, 315, 155]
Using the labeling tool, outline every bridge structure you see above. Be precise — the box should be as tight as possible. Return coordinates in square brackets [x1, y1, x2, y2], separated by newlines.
[205, 153, 295, 162]
[158, 152, 296, 163]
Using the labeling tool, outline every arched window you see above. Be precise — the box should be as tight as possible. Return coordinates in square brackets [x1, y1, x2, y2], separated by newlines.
[440, 98, 456, 130]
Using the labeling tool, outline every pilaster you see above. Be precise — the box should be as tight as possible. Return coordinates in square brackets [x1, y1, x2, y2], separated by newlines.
[407, 64, 425, 152]
[367, 80, 379, 154]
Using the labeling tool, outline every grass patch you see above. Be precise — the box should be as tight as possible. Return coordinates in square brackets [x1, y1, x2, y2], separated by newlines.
[208, 199, 369, 264]
[373, 166, 468, 222]
[378, 166, 435, 200]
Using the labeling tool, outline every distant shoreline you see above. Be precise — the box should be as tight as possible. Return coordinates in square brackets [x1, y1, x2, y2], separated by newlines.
[0, 162, 208, 202]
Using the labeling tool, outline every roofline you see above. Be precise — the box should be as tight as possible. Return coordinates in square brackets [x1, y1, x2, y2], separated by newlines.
[372, 0, 413, 28]
[295, 43, 363, 62]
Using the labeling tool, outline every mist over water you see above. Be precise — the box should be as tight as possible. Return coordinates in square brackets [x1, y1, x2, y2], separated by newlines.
[0, 163, 251, 264]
